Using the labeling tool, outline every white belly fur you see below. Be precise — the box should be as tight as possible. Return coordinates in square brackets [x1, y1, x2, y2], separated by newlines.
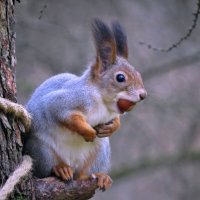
[39, 126, 100, 170]
[37, 124, 112, 171]
[38, 103, 118, 171]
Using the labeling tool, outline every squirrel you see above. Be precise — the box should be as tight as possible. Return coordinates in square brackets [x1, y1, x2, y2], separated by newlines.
[0, 19, 147, 191]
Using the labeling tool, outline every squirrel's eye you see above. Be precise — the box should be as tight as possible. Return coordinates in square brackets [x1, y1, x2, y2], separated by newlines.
[116, 74, 126, 82]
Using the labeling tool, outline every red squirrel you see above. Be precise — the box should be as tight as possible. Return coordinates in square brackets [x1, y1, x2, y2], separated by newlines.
[21, 19, 147, 191]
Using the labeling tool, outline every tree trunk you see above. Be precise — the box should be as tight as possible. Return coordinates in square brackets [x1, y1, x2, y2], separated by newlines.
[0, 1, 100, 199]
[0, 0, 34, 199]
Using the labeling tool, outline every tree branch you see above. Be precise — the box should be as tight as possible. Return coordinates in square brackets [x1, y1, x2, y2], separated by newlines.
[139, 0, 200, 52]
[33, 177, 99, 200]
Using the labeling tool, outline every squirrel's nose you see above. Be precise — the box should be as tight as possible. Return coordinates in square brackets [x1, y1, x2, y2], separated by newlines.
[139, 91, 147, 100]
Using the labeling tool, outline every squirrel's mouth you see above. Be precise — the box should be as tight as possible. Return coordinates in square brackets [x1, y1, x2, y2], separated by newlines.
[117, 99, 136, 114]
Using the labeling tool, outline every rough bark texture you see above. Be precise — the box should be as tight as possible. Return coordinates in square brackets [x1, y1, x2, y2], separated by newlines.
[0, 0, 34, 199]
[0, 1, 101, 200]
[34, 177, 99, 200]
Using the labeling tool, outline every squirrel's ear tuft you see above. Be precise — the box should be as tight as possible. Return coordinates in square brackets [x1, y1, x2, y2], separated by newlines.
[92, 18, 116, 71]
[112, 21, 128, 59]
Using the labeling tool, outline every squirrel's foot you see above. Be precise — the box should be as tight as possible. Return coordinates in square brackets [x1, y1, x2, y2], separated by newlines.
[95, 116, 120, 138]
[91, 173, 113, 191]
[53, 164, 73, 181]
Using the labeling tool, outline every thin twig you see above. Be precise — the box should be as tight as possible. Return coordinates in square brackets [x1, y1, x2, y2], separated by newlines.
[139, 0, 200, 52]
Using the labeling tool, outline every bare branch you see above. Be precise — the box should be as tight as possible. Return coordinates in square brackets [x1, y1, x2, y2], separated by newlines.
[139, 0, 200, 52]
[33, 177, 99, 200]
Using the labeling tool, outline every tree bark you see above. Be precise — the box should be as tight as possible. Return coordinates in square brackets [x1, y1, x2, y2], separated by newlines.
[0, 0, 34, 199]
[33, 177, 98, 200]
[0, 1, 99, 199]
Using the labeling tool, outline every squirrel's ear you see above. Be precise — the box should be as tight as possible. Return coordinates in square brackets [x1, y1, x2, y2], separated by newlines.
[92, 18, 116, 72]
[112, 21, 128, 59]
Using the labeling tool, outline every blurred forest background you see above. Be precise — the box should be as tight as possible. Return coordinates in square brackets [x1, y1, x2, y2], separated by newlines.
[15, 0, 200, 200]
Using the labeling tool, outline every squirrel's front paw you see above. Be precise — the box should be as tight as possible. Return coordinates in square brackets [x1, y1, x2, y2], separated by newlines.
[95, 116, 120, 138]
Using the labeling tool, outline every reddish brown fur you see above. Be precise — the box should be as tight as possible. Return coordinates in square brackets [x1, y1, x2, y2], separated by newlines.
[117, 65, 144, 89]
[90, 59, 101, 81]
[60, 112, 96, 142]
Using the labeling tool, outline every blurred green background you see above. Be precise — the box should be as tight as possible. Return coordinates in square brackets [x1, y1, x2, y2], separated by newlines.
[16, 1, 200, 199]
